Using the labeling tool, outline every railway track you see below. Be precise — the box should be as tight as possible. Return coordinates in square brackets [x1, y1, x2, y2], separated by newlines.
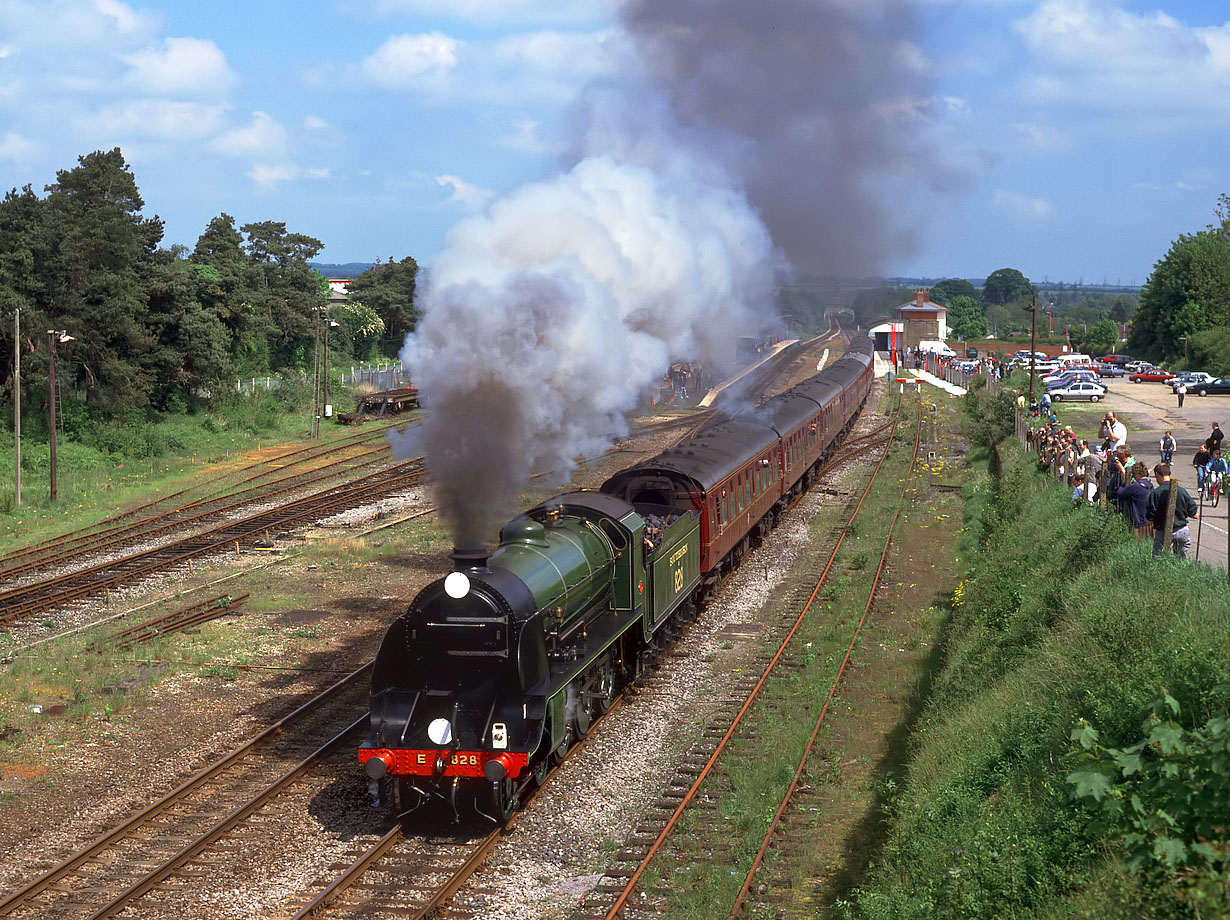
[0, 668, 626, 920]
[0, 424, 406, 585]
[0, 458, 428, 626]
[0, 666, 376, 920]
[570, 393, 921, 919]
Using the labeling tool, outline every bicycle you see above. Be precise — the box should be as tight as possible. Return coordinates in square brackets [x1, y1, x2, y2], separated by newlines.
[1209, 469, 1224, 507]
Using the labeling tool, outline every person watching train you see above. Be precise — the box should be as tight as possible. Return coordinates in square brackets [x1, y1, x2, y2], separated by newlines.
[1146, 463, 1198, 559]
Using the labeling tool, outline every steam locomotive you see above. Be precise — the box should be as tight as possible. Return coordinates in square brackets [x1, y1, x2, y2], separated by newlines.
[358, 337, 875, 821]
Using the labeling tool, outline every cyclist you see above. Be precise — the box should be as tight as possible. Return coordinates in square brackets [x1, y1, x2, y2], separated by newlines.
[1159, 431, 1176, 464]
[1204, 446, 1228, 506]
[1193, 442, 1212, 496]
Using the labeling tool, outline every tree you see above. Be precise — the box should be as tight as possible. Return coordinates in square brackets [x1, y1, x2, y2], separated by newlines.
[946, 294, 988, 340]
[981, 268, 1035, 306]
[144, 258, 232, 408]
[39, 148, 163, 411]
[1076, 319, 1119, 356]
[1129, 229, 1230, 362]
[347, 257, 419, 357]
[239, 220, 326, 369]
[929, 278, 979, 306]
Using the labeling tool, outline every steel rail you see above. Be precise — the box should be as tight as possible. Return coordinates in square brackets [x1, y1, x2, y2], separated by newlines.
[0, 423, 403, 568]
[0, 441, 396, 583]
[729, 395, 925, 918]
[0, 663, 373, 917]
[600, 393, 906, 920]
[0, 461, 427, 623]
[81, 716, 370, 920]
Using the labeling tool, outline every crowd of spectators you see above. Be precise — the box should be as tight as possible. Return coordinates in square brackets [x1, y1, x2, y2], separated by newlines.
[1026, 410, 1225, 559]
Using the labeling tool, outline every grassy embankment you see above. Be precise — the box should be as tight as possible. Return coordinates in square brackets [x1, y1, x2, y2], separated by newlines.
[841, 382, 1230, 920]
[0, 389, 329, 544]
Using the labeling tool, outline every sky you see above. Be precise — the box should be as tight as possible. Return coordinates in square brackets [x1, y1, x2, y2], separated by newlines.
[1, 0, 1227, 288]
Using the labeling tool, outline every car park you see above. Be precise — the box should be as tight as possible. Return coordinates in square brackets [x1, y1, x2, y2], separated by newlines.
[1129, 368, 1176, 383]
[1044, 370, 1099, 387]
[1048, 381, 1107, 402]
[1190, 377, 1230, 397]
[1172, 372, 1213, 391]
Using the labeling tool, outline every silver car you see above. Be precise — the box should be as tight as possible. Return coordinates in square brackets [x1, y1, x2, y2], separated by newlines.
[1048, 380, 1108, 402]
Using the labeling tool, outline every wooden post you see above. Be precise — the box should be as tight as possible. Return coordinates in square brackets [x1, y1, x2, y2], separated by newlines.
[1161, 475, 1179, 557]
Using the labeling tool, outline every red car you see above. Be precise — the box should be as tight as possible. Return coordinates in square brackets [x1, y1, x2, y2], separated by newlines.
[1129, 368, 1176, 383]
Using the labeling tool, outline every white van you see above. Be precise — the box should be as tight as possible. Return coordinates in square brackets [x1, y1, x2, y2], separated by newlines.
[1056, 353, 1093, 368]
[918, 339, 955, 358]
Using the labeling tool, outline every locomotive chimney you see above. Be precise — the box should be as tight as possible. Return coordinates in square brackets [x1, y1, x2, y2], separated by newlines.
[449, 547, 491, 573]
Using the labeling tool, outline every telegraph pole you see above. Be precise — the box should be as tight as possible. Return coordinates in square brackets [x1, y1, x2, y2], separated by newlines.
[1028, 295, 1038, 408]
[13, 308, 19, 507]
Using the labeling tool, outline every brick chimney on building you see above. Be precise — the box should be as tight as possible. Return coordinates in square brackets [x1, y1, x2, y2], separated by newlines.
[916, 289, 926, 308]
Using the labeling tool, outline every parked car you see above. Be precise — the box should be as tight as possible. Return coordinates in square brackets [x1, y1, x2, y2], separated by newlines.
[1048, 381, 1108, 402]
[1129, 368, 1176, 383]
[1096, 362, 1126, 378]
[1098, 354, 1135, 366]
[1191, 377, 1230, 397]
[1125, 360, 1157, 373]
[1044, 370, 1099, 387]
[1171, 372, 1213, 392]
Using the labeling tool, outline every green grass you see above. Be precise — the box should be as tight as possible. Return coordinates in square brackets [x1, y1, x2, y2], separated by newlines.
[0, 389, 338, 549]
[842, 432, 1230, 920]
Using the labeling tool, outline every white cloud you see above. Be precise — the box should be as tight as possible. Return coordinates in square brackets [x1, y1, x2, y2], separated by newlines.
[436, 173, 493, 209]
[351, 0, 610, 26]
[79, 99, 228, 140]
[1013, 0, 1230, 117]
[212, 111, 288, 157]
[248, 163, 332, 186]
[483, 29, 622, 102]
[495, 114, 563, 155]
[92, 0, 146, 35]
[124, 36, 236, 97]
[0, 131, 35, 160]
[1011, 120, 1071, 153]
[993, 188, 1053, 219]
[361, 32, 459, 90]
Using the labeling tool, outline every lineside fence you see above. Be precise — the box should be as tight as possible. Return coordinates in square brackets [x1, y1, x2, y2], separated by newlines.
[234, 364, 408, 395]
[1012, 407, 1228, 570]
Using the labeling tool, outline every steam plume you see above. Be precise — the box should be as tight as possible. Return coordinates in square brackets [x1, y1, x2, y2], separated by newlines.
[397, 0, 942, 547]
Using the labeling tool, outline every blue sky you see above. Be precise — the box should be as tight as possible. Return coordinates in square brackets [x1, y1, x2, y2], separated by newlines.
[1, 0, 1227, 288]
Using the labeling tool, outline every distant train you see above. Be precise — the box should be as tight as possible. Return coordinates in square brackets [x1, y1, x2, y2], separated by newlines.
[358, 336, 875, 821]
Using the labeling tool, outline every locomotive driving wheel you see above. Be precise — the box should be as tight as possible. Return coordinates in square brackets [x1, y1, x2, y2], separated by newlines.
[488, 778, 518, 823]
[587, 659, 616, 716]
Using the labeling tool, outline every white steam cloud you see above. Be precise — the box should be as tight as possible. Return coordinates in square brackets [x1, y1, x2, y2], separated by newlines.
[401, 153, 776, 547]
[397, 0, 945, 548]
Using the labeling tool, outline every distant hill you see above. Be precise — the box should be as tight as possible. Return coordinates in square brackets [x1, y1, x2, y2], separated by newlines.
[311, 262, 375, 278]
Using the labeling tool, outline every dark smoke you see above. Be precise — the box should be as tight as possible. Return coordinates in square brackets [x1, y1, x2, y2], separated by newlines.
[614, 0, 949, 276]
[397, 0, 946, 547]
